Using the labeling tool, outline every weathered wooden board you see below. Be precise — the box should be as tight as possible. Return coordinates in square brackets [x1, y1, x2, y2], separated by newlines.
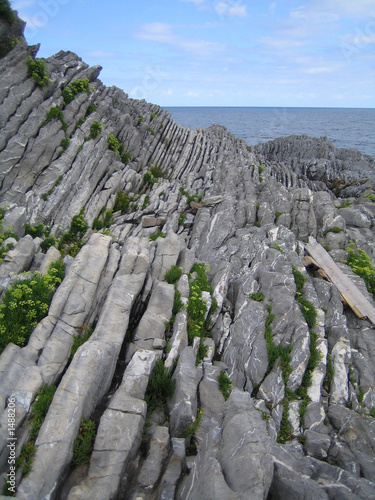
[305, 236, 375, 325]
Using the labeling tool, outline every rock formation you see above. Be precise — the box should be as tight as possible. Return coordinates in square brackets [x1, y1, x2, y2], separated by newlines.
[1, 8, 375, 500]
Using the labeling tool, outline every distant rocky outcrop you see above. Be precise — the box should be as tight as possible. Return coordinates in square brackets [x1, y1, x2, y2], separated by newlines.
[1, 10, 375, 500]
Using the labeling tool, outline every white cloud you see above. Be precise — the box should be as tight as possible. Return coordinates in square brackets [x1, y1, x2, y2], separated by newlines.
[257, 37, 306, 51]
[136, 23, 226, 56]
[86, 50, 117, 59]
[214, 1, 248, 17]
[180, 0, 205, 3]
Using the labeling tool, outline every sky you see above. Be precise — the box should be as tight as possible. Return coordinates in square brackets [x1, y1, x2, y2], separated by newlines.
[12, 0, 375, 107]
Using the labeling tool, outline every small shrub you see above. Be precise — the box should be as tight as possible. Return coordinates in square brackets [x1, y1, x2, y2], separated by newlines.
[25, 222, 47, 238]
[346, 243, 375, 295]
[60, 137, 70, 151]
[40, 236, 57, 253]
[275, 211, 284, 219]
[149, 166, 166, 178]
[337, 200, 352, 209]
[149, 229, 166, 241]
[73, 417, 96, 465]
[258, 165, 264, 174]
[144, 359, 175, 413]
[142, 195, 150, 210]
[89, 121, 102, 139]
[43, 106, 67, 131]
[85, 104, 97, 116]
[62, 78, 91, 106]
[196, 337, 209, 365]
[15, 442, 37, 476]
[251, 292, 265, 302]
[277, 400, 292, 443]
[178, 213, 186, 226]
[259, 176, 263, 182]
[181, 408, 203, 437]
[173, 289, 184, 316]
[92, 218, 104, 231]
[165, 265, 183, 284]
[0, 0, 16, 24]
[364, 193, 375, 202]
[107, 133, 120, 153]
[323, 226, 343, 236]
[70, 209, 88, 238]
[69, 327, 92, 361]
[150, 113, 157, 120]
[218, 371, 232, 400]
[137, 116, 144, 125]
[147, 127, 155, 135]
[26, 56, 50, 87]
[30, 385, 56, 438]
[114, 191, 131, 214]
[121, 152, 132, 165]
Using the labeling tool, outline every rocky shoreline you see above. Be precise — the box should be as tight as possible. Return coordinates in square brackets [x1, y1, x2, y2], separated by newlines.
[1, 9, 375, 500]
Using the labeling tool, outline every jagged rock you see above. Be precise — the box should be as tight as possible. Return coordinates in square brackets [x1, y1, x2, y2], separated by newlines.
[136, 426, 170, 489]
[142, 216, 167, 227]
[0, 236, 35, 275]
[159, 438, 186, 500]
[167, 346, 201, 437]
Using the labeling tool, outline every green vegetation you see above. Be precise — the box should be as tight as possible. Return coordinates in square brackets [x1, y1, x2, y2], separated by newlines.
[16, 385, 56, 479]
[187, 263, 213, 343]
[178, 213, 186, 226]
[58, 209, 88, 257]
[147, 127, 155, 135]
[196, 337, 209, 365]
[364, 193, 375, 202]
[323, 226, 343, 236]
[337, 200, 352, 209]
[30, 385, 56, 439]
[164, 265, 183, 285]
[42, 106, 67, 131]
[179, 187, 203, 205]
[60, 137, 70, 151]
[72, 417, 96, 465]
[137, 116, 144, 125]
[0, 0, 16, 24]
[264, 303, 292, 382]
[144, 359, 175, 413]
[150, 113, 157, 120]
[69, 325, 93, 361]
[271, 242, 283, 253]
[40, 175, 63, 202]
[26, 56, 50, 87]
[346, 242, 375, 295]
[275, 211, 284, 219]
[149, 228, 166, 241]
[218, 371, 232, 401]
[62, 78, 91, 106]
[181, 408, 203, 438]
[114, 190, 131, 214]
[107, 134, 132, 165]
[277, 400, 292, 443]
[258, 165, 264, 174]
[141, 195, 150, 210]
[173, 289, 184, 316]
[323, 354, 334, 392]
[0, 261, 64, 352]
[292, 266, 317, 328]
[88, 121, 102, 139]
[15, 442, 36, 477]
[251, 291, 265, 302]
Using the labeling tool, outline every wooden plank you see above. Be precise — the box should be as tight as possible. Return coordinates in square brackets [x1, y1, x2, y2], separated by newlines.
[305, 236, 375, 325]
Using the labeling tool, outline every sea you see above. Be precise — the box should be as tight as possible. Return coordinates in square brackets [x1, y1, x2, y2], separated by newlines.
[166, 107, 375, 159]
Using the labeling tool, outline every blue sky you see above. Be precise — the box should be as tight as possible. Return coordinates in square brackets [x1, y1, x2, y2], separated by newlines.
[12, 0, 375, 107]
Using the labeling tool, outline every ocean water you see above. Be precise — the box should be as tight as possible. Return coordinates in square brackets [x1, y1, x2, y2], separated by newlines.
[166, 107, 375, 159]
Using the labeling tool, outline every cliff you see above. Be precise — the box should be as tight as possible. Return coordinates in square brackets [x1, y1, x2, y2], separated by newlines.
[1, 9, 375, 500]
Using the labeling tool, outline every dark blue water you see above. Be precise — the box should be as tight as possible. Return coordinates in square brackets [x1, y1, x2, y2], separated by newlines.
[166, 107, 375, 159]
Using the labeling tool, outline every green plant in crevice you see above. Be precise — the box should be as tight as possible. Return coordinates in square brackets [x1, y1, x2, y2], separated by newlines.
[40, 175, 63, 202]
[292, 266, 317, 329]
[218, 371, 232, 401]
[264, 303, 292, 383]
[181, 408, 203, 438]
[72, 417, 96, 465]
[69, 324, 93, 361]
[187, 263, 213, 343]
[42, 106, 67, 131]
[251, 292, 265, 302]
[323, 226, 344, 236]
[144, 359, 175, 414]
[149, 229, 166, 241]
[62, 78, 91, 106]
[258, 165, 264, 174]
[113, 190, 131, 214]
[88, 120, 102, 140]
[16, 384, 56, 479]
[196, 337, 209, 365]
[58, 209, 88, 257]
[337, 200, 352, 209]
[179, 187, 202, 205]
[0, 261, 64, 352]
[137, 116, 144, 125]
[346, 242, 375, 295]
[178, 213, 186, 226]
[277, 399, 292, 444]
[323, 354, 334, 392]
[26, 56, 50, 87]
[164, 265, 183, 285]
[141, 195, 150, 210]
[363, 193, 375, 202]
